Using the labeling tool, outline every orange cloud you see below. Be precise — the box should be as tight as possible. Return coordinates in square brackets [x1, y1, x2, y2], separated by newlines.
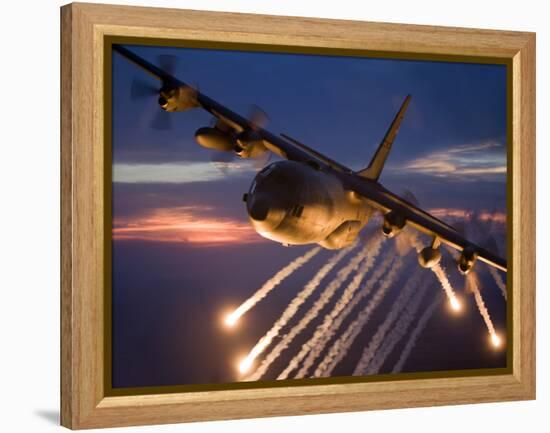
[113, 205, 265, 246]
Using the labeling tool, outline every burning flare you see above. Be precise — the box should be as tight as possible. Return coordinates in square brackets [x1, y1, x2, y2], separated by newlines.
[468, 272, 502, 348]
[238, 357, 254, 374]
[431, 263, 462, 312]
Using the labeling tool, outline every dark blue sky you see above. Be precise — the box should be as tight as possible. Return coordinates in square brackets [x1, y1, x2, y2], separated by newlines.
[111, 44, 508, 388]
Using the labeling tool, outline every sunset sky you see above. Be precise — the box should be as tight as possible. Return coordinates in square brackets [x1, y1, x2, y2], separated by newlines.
[111, 45, 508, 388]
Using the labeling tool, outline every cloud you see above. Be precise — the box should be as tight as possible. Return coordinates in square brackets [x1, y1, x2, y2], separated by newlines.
[113, 160, 256, 184]
[427, 208, 506, 225]
[113, 205, 265, 245]
[391, 141, 506, 180]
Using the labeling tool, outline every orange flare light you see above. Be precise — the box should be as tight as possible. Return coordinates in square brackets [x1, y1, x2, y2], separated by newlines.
[238, 357, 253, 374]
[450, 297, 462, 312]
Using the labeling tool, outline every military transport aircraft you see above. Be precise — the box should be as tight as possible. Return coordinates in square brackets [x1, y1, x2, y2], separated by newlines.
[113, 45, 507, 274]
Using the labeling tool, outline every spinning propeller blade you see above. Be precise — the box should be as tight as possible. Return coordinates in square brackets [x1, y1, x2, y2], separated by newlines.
[130, 78, 158, 101]
[150, 109, 173, 130]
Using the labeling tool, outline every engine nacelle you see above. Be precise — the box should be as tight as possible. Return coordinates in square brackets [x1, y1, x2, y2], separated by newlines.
[159, 85, 199, 112]
[458, 246, 478, 275]
[382, 211, 406, 238]
[194, 127, 235, 152]
[418, 246, 441, 268]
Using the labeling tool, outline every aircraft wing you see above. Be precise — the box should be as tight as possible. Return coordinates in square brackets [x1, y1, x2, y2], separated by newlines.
[350, 180, 507, 272]
[113, 45, 351, 172]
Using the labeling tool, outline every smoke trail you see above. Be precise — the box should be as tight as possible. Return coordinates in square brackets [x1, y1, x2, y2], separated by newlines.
[225, 247, 321, 327]
[488, 266, 507, 301]
[281, 237, 383, 379]
[245, 238, 377, 381]
[392, 292, 444, 373]
[353, 269, 423, 375]
[431, 263, 461, 312]
[277, 237, 381, 379]
[365, 280, 431, 375]
[467, 272, 501, 347]
[236, 244, 357, 374]
[395, 227, 421, 255]
[294, 252, 395, 379]
[316, 256, 405, 377]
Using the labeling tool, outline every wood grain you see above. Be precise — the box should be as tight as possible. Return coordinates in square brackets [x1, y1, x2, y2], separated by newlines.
[60, 2, 536, 429]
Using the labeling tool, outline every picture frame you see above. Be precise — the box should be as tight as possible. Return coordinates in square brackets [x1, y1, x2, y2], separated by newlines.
[60, 2, 536, 429]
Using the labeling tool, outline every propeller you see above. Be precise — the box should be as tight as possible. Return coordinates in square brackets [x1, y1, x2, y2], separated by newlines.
[150, 109, 172, 130]
[249, 104, 270, 130]
[130, 76, 173, 130]
[253, 150, 272, 170]
[130, 78, 158, 100]
[401, 189, 419, 206]
[239, 105, 272, 170]
[394, 189, 422, 255]
[207, 104, 272, 171]
[128, 54, 181, 131]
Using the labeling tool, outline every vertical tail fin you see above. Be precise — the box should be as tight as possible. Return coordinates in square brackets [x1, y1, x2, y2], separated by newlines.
[356, 95, 411, 181]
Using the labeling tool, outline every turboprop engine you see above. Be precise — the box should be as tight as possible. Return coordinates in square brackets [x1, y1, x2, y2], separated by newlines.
[158, 85, 199, 112]
[194, 127, 235, 152]
[194, 127, 268, 158]
[458, 246, 478, 275]
[418, 246, 442, 268]
[234, 130, 268, 158]
[382, 211, 406, 238]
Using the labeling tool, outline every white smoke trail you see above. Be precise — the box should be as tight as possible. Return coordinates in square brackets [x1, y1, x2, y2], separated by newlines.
[488, 266, 507, 301]
[468, 272, 501, 347]
[392, 292, 444, 373]
[353, 269, 423, 375]
[395, 227, 421, 255]
[431, 263, 461, 312]
[236, 244, 357, 374]
[277, 237, 381, 379]
[281, 237, 383, 379]
[225, 247, 321, 327]
[245, 239, 376, 381]
[316, 257, 405, 377]
[295, 251, 394, 379]
[365, 280, 431, 375]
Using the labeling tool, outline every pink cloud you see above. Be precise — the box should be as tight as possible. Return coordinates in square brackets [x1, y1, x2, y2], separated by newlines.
[113, 206, 266, 246]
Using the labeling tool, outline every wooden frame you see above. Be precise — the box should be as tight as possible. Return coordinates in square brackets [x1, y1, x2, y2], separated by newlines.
[61, 2, 536, 429]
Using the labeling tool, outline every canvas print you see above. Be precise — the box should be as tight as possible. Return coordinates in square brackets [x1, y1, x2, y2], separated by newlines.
[110, 44, 507, 389]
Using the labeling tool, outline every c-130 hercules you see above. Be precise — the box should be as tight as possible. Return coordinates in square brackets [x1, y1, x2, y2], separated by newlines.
[114, 45, 507, 275]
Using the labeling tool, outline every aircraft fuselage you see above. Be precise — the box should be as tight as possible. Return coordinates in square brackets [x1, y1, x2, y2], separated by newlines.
[245, 160, 372, 249]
